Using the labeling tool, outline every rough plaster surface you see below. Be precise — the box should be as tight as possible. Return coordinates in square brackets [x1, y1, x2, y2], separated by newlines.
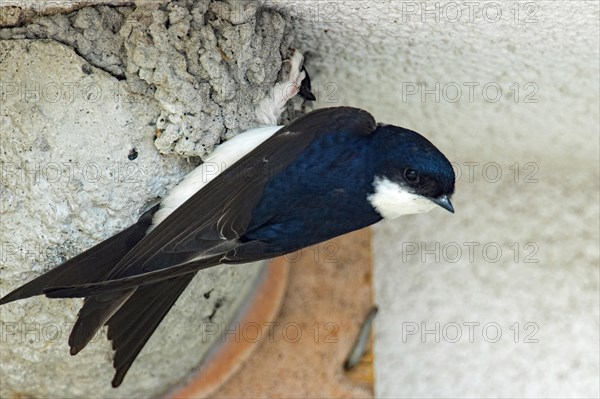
[0, 2, 299, 396]
[0, 1, 133, 28]
[1, 0, 296, 158]
[275, 0, 599, 397]
[0, 31, 266, 399]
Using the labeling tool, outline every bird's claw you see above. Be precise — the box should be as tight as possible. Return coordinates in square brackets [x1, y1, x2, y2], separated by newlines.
[255, 49, 314, 125]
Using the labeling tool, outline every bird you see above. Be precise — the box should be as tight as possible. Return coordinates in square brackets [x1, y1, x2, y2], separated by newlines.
[0, 106, 455, 386]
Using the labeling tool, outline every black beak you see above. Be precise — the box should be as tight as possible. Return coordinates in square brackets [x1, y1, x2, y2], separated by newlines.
[432, 195, 454, 213]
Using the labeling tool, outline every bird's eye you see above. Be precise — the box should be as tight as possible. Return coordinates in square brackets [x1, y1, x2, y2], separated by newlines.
[403, 168, 419, 184]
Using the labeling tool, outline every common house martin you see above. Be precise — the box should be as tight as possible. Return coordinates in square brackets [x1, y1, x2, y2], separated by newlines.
[1, 51, 455, 387]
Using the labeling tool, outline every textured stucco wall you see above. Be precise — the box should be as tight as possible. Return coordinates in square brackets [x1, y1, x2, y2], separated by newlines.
[276, 0, 599, 397]
[0, 38, 266, 399]
[0, 1, 297, 158]
[0, 1, 296, 397]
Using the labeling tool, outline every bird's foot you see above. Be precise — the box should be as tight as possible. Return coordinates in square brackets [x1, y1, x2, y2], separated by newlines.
[255, 49, 312, 125]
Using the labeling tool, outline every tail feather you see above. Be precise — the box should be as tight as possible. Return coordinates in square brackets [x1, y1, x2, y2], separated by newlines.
[1, 202, 200, 387]
[68, 291, 135, 355]
[106, 274, 196, 387]
[0, 204, 159, 305]
[43, 255, 223, 299]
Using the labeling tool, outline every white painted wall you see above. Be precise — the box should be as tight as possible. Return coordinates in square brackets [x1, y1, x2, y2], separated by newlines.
[274, 0, 599, 397]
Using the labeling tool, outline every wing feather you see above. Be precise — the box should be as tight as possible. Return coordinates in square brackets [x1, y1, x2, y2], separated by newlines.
[56, 108, 377, 288]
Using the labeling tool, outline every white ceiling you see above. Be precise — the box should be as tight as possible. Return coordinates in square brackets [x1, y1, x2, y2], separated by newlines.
[270, 0, 599, 168]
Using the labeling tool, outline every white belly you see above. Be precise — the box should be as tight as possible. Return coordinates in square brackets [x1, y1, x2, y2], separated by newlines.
[148, 125, 282, 231]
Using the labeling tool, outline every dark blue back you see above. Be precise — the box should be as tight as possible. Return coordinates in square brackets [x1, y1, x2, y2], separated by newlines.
[243, 131, 382, 253]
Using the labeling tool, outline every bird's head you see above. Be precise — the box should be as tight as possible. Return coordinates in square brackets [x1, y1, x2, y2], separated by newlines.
[368, 124, 455, 219]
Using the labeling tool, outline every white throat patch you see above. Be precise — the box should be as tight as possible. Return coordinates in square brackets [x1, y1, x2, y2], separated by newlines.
[367, 177, 436, 219]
